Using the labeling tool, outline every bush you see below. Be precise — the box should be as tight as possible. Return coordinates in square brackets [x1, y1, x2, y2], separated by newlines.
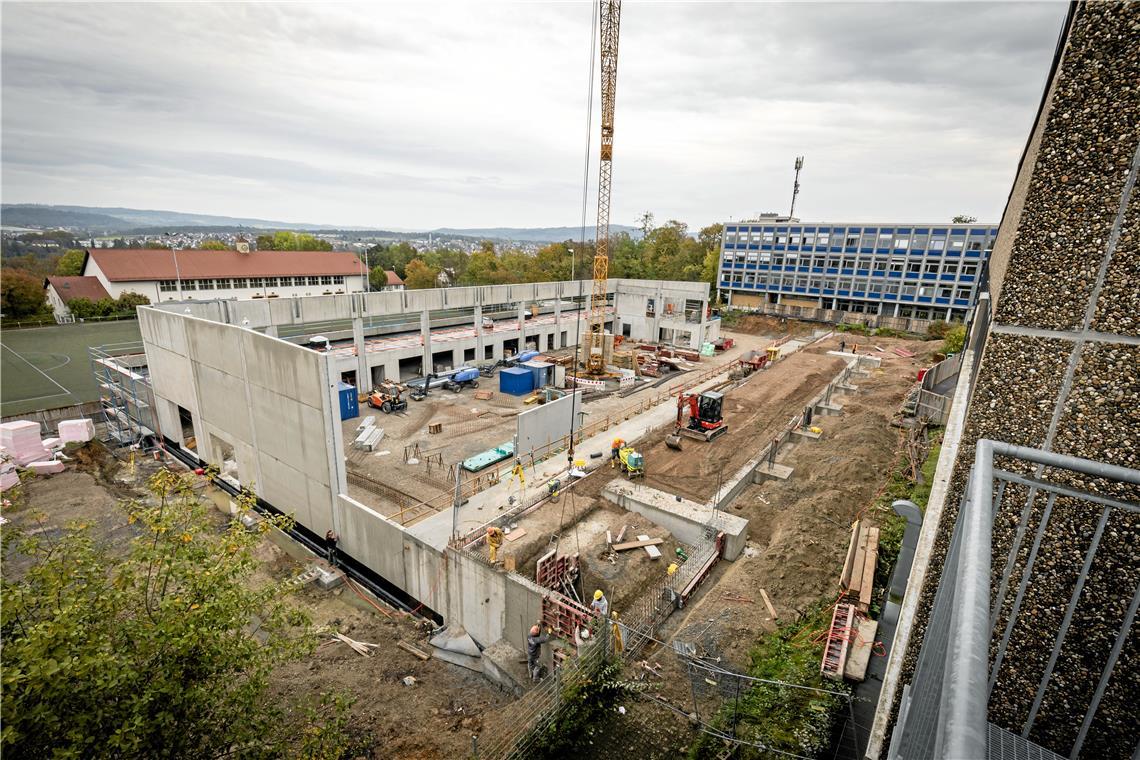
[940, 325, 966, 355]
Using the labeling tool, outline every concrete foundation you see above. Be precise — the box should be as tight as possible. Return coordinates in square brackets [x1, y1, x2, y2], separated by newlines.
[602, 479, 750, 560]
[754, 462, 795, 481]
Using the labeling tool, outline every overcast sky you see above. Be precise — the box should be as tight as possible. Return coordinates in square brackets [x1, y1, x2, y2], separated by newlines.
[2, 1, 1067, 230]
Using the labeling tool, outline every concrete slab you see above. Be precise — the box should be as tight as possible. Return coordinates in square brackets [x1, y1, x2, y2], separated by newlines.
[603, 479, 750, 560]
[815, 402, 844, 416]
[791, 429, 822, 442]
[431, 646, 484, 674]
[314, 566, 344, 590]
[844, 618, 879, 682]
[754, 462, 794, 481]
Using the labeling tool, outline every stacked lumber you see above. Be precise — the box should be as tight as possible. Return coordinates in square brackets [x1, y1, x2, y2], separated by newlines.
[892, 347, 916, 358]
[839, 520, 880, 612]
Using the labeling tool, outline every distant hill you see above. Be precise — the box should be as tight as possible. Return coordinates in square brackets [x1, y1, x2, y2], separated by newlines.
[0, 205, 644, 243]
[430, 225, 640, 243]
[0, 204, 327, 232]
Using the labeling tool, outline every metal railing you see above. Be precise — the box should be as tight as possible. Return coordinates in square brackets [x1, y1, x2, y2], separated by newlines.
[889, 440, 1140, 760]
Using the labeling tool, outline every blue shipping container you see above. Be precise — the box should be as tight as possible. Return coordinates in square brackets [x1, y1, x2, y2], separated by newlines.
[499, 367, 534, 396]
[337, 382, 359, 420]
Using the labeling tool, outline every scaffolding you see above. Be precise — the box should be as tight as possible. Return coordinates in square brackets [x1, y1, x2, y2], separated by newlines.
[89, 342, 157, 448]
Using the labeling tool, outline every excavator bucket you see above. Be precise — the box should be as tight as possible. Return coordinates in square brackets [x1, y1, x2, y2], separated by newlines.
[665, 434, 683, 451]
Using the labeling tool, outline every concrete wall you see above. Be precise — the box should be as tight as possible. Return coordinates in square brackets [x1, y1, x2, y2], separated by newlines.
[515, 391, 582, 457]
[140, 307, 346, 535]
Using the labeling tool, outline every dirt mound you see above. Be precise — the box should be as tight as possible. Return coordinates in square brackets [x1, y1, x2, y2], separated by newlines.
[725, 314, 817, 338]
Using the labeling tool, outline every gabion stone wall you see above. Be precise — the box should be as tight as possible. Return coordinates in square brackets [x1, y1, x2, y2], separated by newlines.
[897, 3, 1140, 759]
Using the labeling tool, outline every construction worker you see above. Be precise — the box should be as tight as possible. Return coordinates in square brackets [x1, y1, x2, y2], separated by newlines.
[610, 437, 625, 467]
[591, 589, 609, 618]
[324, 529, 339, 568]
[486, 526, 504, 564]
[527, 624, 551, 682]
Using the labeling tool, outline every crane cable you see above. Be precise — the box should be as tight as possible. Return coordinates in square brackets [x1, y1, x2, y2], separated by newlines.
[557, 0, 598, 557]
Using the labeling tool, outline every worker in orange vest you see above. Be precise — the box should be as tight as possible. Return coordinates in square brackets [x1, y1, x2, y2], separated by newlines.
[610, 437, 625, 467]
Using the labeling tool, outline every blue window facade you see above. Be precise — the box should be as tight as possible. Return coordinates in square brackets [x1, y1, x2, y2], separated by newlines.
[719, 220, 995, 320]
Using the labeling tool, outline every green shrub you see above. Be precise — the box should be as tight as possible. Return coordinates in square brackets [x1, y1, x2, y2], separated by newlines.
[941, 325, 966, 355]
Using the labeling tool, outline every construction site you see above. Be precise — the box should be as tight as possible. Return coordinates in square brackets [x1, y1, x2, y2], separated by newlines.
[3, 2, 1138, 760]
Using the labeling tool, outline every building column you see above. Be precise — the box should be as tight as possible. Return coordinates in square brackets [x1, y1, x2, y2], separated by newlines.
[474, 304, 485, 361]
[945, 307, 953, 322]
[517, 302, 527, 351]
[352, 317, 369, 391]
[420, 309, 432, 375]
[652, 284, 664, 342]
[554, 298, 562, 340]
[698, 297, 709, 347]
[893, 303, 900, 317]
[452, 349, 463, 370]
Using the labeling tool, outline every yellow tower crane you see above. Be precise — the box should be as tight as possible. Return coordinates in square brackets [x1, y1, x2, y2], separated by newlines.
[586, 0, 621, 375]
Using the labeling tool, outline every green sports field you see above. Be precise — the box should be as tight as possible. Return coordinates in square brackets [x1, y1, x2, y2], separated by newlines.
[0, 320, 143, 417]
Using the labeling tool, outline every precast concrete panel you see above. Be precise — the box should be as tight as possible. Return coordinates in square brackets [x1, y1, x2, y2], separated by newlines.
[240, 329, 325, 410]
[186, 319, 246, 377]
[337, 495, 406, 589]
[143, 344, 198, 418]
[447, 549, 507, 648]
[247, 388, 329, 483]
[192, 363, 254, 442]
[515, 391, 582, 457]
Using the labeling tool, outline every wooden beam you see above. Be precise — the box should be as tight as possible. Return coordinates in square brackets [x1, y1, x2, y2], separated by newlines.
[612, 537, 664, 552]
[759, 588, 778, 620]
[397, 640, 431, 661]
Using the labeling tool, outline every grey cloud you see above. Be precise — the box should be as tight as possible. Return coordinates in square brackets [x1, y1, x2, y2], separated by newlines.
[1, 1, 1067, 229]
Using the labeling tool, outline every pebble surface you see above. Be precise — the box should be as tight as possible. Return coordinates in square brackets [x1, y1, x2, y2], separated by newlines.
[892, 5, 1140, 758]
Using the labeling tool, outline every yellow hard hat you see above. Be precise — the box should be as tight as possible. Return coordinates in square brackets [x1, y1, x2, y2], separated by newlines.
[593, 589, 604, 600]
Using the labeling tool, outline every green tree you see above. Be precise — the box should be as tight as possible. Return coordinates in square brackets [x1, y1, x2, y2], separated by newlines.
[116, 292, 151, 312]
[951, 215, 977, 224]
[460, 249, 507, 285]
[698, 223, 725, 289]
[67, 297, 100, 319]
[0, 269, 50, 319]
[199, 239, 230, 250]
[1, 470, 352, 759]
[55, 248, 87, 276]
[256, 231, 333, 251]
[403, 258, 440, 289]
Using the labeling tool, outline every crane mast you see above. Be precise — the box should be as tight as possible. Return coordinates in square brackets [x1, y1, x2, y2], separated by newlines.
[586, 0, 621, 375]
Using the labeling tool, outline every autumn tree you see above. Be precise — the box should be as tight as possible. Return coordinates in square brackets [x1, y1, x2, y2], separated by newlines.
[403, 258, 440, 289]
[951, 215, 977, 224]
[199, 239, 230, 250]
[55, 248, 87, 276]
[1, 470, 353, 759]
[0, 269, 50, 319]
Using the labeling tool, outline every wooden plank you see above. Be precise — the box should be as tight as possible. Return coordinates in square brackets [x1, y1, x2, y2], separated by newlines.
[606, 530, 613, 546]
[612, 538, 664, 552]
[397, 640, 431, 661]
[759, 588, 778, 620]
[840, 520, 861, 589]
[615, 524, 629, 543]
[859, 527, 880, 609]
[504, 527, 528, 542]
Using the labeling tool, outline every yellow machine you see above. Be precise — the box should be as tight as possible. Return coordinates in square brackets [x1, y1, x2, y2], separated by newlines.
[617, 446, 644, 478]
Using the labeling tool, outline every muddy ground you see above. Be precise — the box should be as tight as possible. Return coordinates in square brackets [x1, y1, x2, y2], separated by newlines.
[610, 334, 935, 738]
[639, 348, 848, 503]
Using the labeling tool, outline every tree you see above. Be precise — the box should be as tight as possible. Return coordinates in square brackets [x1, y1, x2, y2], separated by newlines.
[116, 292, 151, 312]
[55, 249, 87, 276]
[199, 239, 230, 250]
[255, 231, 333, 251]
[1, 470, 352, 759]
[951, 215, 977, 224]
[66, 297, 100, 319]
[403, 258, 440, 289]
[636, 211, 655, 239]
[0, 269, 50, 319]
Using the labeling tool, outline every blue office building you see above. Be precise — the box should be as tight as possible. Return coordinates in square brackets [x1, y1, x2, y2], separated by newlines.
[718, 217, 997, 321]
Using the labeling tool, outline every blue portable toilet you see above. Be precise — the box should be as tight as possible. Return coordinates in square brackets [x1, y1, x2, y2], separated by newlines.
[337, 382, 359, 420]
[499, 367, 534, 396]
